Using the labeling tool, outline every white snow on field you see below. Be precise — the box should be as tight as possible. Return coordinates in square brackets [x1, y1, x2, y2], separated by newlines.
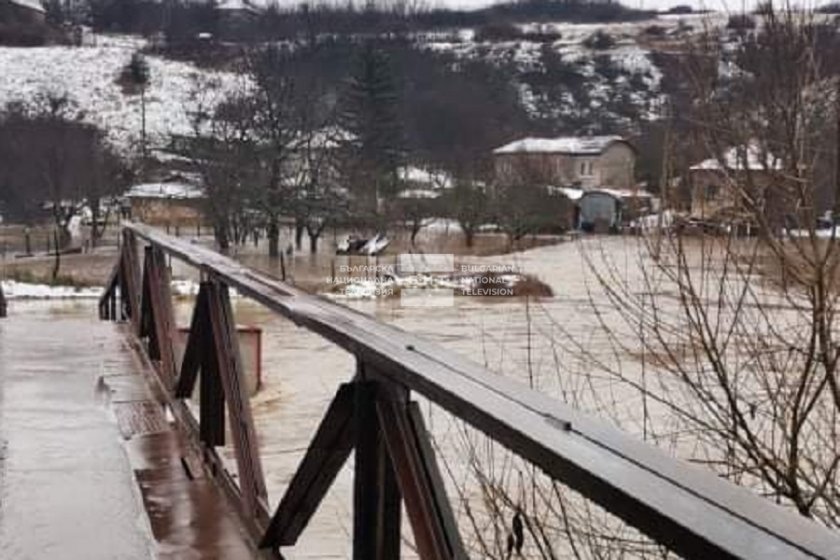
[787, 228, 840, 239]
[0, 33, 247, 153]
[0, 278, 225, 300]
[1, 280, 101, 299]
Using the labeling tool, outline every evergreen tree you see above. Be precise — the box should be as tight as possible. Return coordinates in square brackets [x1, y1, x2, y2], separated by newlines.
[341, 41, 404, 221]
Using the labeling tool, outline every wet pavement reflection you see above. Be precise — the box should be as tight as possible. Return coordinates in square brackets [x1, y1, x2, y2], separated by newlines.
[0, 302, 153, 560]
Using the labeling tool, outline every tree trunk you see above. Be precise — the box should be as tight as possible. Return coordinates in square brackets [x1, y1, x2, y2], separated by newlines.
[464, 228, 475, 248]
[294, 221, 305, 251]
[268, 219, 280, 258]
[141, 88, 147, 161]
[51, 228, 61, 280]
[307, 223, 325, 254]
[215, 223, 230, 252]
[90, 201, 105, 249]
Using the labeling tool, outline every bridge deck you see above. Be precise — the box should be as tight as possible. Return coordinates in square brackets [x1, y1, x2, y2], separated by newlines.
[0, 305, 256, 559]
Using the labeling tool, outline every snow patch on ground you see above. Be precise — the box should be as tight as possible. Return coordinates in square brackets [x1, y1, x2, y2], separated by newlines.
[1, 280, 101, 299]
[0, 278, 227, 300]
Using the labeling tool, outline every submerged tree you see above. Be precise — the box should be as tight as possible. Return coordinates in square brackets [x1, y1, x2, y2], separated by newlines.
[184, 77, 259, 252]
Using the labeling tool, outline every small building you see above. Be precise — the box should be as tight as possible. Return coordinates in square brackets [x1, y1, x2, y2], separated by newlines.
[493, 135, 636, 190]
[689, 145, 781, 220]
[578, 188, 654, 233]
[124, 180, 205, 229]
[0, 0, 45, 24]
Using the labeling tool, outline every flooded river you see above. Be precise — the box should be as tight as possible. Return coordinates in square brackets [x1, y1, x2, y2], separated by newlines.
[1, 233, 754, 558]
[177, 233, 654, 558]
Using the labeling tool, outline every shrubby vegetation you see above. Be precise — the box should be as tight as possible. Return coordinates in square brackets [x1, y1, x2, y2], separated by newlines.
[28, 0, 652, 44]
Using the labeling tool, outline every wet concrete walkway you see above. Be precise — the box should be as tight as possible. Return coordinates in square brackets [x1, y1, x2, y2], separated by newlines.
[0, 304, 153, 560]
[0, 303, 257, 559]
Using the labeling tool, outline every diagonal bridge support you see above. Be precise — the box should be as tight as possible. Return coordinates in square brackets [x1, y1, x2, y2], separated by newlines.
[260, 373, 466, 560]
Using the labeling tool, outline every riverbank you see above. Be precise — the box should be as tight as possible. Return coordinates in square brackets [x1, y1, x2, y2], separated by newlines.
[0, 222, 574, 292]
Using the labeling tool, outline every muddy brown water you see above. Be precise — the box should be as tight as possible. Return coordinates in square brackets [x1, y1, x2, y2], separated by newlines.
[178, 234, 657, 558]
[0, 234, 677, 558]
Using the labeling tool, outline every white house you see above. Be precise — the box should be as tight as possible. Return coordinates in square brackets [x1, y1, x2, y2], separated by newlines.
[493, 135, 636, 190]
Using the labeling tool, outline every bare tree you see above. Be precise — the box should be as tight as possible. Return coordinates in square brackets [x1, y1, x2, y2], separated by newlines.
[568, 7, 840, 527]
[184, 78, 259, 251]
[493, 157, 574, 247]
[0, 92, 126, 275]
[424, 9, 840, 559]
[290, 126, 349, 253]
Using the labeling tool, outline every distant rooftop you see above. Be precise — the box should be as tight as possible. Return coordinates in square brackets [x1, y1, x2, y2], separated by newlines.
[493, 135, 628, 156]
[216, 0, 260, 13]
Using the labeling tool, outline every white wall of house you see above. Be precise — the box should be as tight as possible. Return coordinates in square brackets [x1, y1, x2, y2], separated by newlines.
[493, 140, 635, 189]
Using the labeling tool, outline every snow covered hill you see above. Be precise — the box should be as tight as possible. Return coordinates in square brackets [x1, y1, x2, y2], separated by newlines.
[0, 33, 246, 153]
[0, 14, 725, 154]
[419, 14, 724, 129]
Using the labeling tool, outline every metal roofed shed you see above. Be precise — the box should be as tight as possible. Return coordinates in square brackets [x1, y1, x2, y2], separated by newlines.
[579, 188, 654, 233]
